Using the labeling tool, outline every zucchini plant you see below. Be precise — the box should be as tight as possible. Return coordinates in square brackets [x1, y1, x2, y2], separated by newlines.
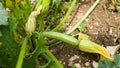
[0, 0, 76, 68]
[0, 0, 117, 68]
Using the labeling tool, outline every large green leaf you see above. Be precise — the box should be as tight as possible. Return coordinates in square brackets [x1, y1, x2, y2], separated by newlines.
[0, 17, 20, 68]
[0, 0, 62, 67]
[0, 3, 8, 25]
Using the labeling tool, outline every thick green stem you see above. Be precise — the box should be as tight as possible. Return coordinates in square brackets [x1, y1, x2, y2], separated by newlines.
[52, 0, 77, 31]
[46, 50, 63, 68]
[66, 0, 100, 34]
[16, 36, 29, 68]
[43, 32, 79, 46]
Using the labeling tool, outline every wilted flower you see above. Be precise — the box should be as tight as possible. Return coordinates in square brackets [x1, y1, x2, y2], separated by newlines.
[25, 5, 42, 35]
[25, 12, 36, 35]
[79, 39, 114, 61]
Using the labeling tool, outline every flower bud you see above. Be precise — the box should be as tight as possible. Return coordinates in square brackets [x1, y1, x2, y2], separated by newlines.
[25, 13, 36, 35]
[25, 5, 42, 35]
[79, 40, 114, 61]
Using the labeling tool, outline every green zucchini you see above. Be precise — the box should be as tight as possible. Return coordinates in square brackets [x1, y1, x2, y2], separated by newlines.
[42, 32, 79, 46]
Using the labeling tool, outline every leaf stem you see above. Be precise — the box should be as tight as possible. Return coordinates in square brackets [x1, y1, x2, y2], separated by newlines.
[52, 0, 77, 31]
[66, 0, 100, 34]
[46, 50, 63, 68]
[16, 35, 29, 68]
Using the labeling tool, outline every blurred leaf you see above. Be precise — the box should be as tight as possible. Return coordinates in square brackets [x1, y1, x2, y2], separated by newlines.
[6, 0, 13, 8]
[0, 3, 8, 25]
[113, 54, 120, 67]
[52, 0, 61, 7]
[12, 1, 31, 37]
[0, 2, 30, 66]
[63, 1, 72, 9]
[99, 54, 120, 68]
[0, 31, 2, 37]
[16, 0, 23, 3]
[99, 59, 113, 68]
[0, 18, 20, 68]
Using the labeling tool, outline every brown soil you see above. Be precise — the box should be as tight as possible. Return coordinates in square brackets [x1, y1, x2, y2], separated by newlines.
[49, 0, 120, 68]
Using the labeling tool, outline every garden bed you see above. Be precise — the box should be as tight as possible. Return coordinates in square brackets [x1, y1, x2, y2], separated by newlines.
[49, 0, 120, 68]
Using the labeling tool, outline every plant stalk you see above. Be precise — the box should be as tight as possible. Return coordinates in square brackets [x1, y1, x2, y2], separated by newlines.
[52, 0, 77, 31]
[66, 0, 100, 34]
[46, 50, 63, 68]
[16, 35, 29, 68]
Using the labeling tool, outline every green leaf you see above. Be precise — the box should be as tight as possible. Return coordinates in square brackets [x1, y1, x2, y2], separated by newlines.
[99, 59, 113, 68]
[0, 3, 8, 25]
[0, 31, 2, 37]
[99, 54, 120, 68]
[113, 54, 120, 67]
[0, 19, 20, 68]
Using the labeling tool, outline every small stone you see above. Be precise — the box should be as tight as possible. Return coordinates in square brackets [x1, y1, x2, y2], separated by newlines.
[85, 62, 90, 66]
[109, 28, 113, 35]
[81, 0, 85, 2]
[107, 45, 120, 56]
[90, 26, 93, 29]
[92, 61, 98, 68]
[74, 63, 81, 68]
[114, 34, 117, 37]
[68, 55, 70, 57]
[79, 60, 81, 63]
[63, 62, 66, 65]
[68, 61, 74, 66]
[95, 22, 99, 26]
[69, 55, 79, 61]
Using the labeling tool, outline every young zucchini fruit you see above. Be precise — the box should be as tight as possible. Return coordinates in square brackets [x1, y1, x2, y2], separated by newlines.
[42, 32, 79, 46]
[43, 32, 114, 61]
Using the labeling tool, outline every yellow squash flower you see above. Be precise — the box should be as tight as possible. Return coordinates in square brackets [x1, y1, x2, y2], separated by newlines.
[78, 33, 114, 61]
[79, 40, 114, 61]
